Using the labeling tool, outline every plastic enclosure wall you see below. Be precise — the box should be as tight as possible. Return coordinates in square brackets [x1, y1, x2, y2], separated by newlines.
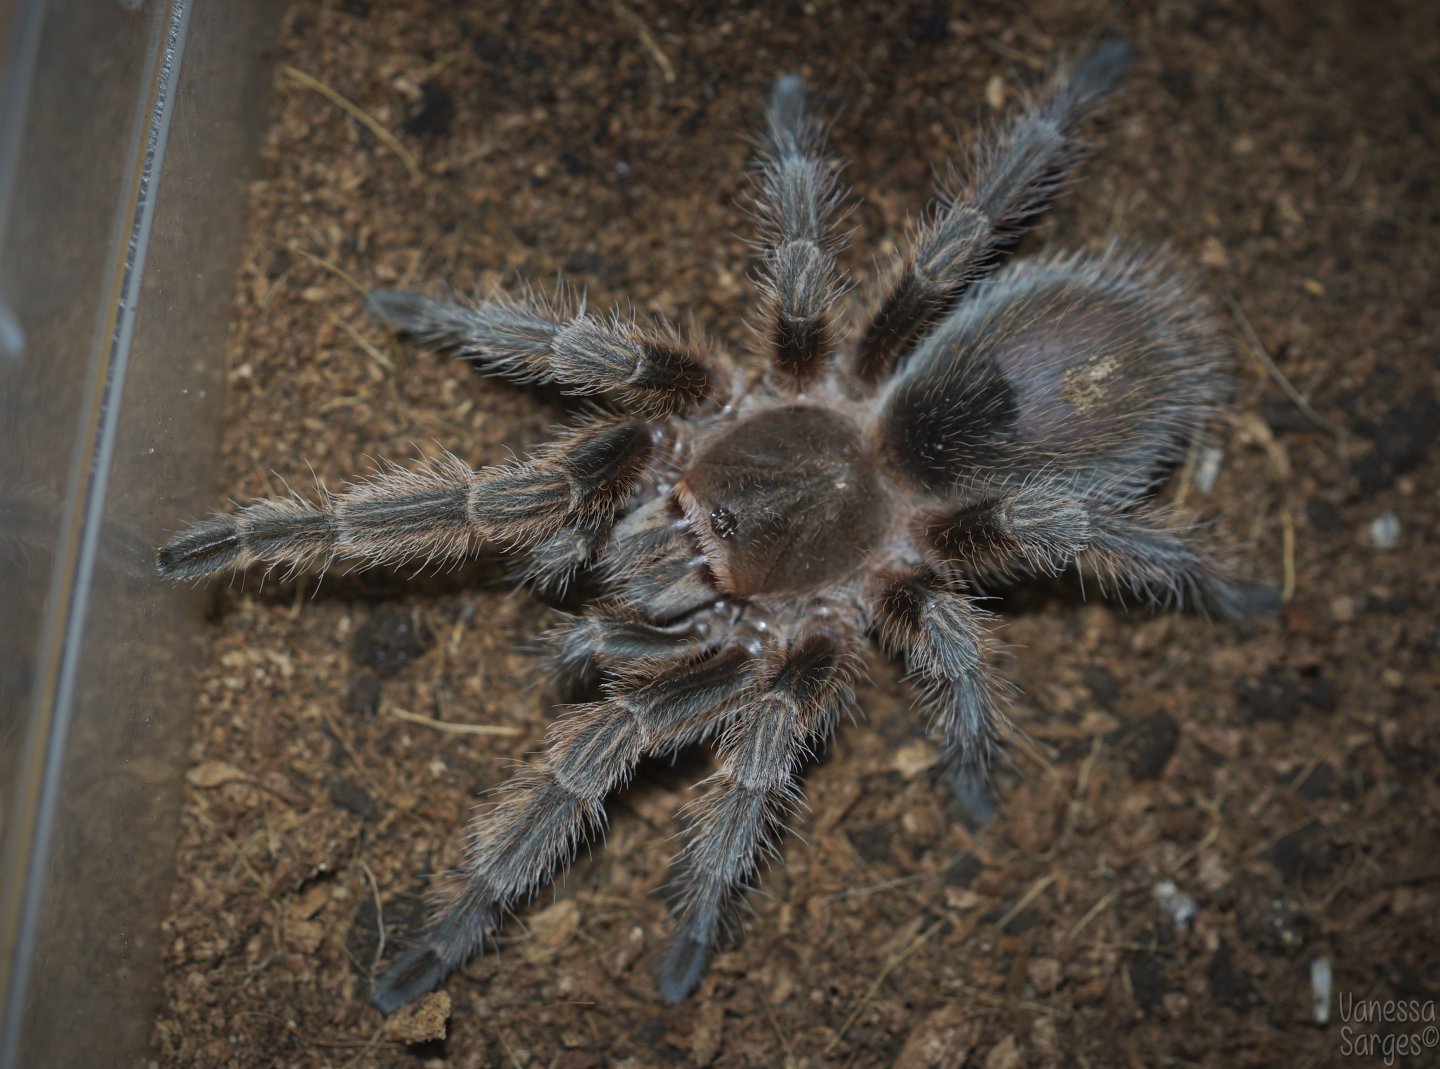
[0, 2, 280, 1065]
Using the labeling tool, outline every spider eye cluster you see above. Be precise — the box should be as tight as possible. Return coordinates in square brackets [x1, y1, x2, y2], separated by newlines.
[708, 507, 738, 540]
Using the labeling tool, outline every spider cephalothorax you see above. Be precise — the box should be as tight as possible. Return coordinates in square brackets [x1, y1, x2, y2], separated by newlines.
[158, 41, 1268, 1010]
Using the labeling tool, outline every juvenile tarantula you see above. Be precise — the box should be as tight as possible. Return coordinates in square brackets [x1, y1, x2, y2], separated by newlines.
[159, 41, 1268, 1010]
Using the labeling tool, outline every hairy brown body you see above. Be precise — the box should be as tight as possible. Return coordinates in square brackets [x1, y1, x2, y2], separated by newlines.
[158, 41, 1269, 1013]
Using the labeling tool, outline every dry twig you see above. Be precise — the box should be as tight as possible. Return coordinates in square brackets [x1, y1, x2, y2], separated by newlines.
[283, 65, 422, 179]
[611, 0, 676, 83]
[386, 703, 522, 736]
[1222, 287, 1339, 436]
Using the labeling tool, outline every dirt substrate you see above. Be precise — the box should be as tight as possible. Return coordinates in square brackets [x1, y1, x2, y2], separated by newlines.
[152, 2, 1439, 1066]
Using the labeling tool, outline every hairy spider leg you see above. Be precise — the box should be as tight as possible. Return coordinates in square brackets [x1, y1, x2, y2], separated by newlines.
[856, 39, 1134, 384]
[156, 418, 656, 578]
[367, 284, 716, 418]
[931, 490, 1275, 620]
[753, 75, 850, 387]
[372, 645, 762, 1013]
[659, 630, 851, 1003]
[545, 607, 718, 678]
[871, 569, 1011, 779]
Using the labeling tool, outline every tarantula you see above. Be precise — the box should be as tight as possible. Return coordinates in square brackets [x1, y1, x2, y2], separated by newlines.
[158, 41, 1268, 1010]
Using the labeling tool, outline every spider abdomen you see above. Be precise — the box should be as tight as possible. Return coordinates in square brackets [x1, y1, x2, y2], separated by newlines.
[676, 405, 888, 597]
[881, 251, 1226, 502]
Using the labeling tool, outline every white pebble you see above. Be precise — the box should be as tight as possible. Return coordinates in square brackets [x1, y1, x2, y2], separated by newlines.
[1152, 880, 1198, 931]
[1192, 445, 1225, 495]
[1368, 512, 1401, 551]
[1311, 956, 1332, 1024]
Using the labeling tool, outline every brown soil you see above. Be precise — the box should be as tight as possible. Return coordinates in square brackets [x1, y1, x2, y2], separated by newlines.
[152, 2, 1439, 1067]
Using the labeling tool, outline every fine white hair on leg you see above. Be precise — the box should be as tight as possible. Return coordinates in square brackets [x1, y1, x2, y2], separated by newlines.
[368, 284, 716, 417]
[871, 568, 1012, 775]
[371, 645, 762, 1013]
[857, 40, 1134, 384]
[156, 418, 657, 579]
[927, 488, 1277, 620]
[752, 75, 850, 386]
[659, 629, 852, 1003]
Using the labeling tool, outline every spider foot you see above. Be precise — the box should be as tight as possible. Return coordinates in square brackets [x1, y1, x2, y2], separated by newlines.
[372, 942, 452, 1015]
[657, 934, 712, 1005]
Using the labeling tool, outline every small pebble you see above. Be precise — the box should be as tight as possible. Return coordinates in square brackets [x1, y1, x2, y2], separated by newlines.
[1199, 236, 1230, 269]
[1311, 956, 1332, 1024]
[891, 738, 939, 780]
[382, 991, 451, 1044]
[1152, 880, 1198, 931]
[984, 74, 1006, 110]
[1368, 512, 1401, 551]
[1192, 444, 1225, 495]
